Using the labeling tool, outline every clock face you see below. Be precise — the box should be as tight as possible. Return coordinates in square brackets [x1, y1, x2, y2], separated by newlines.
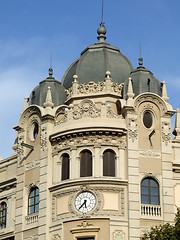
[75, 191, 96, 213]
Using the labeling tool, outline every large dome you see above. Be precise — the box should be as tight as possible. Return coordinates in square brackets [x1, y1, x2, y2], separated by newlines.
[62, 23, 134, 89]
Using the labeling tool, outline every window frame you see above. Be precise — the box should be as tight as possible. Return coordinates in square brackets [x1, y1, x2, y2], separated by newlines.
[103, 149, 116, 177]
[0, 201, 7, 229]
[28, 187, 39, 215]
[141, 177, 160, 205]
[61, 153, 70, 180]
[80, 150, 92, 177]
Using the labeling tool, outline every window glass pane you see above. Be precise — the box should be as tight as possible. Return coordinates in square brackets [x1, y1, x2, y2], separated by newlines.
[141, 186, 149, 195]
[141, 179, 148, 186]
[151, 196, 159, 205]
[35, 196, 39, 203]
[143, 111, 153, 128]
[151, 187, 159, 196]
[103, 150, 115, 177]
[35, 204, 39, 212]
[150, 180, 158, 187]
[141, 195, 149, 204]
[80, 150, 92, 177]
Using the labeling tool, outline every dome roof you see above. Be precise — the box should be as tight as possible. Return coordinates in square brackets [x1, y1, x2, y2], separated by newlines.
[29, 69, 66, 107]
[123, 60, 162, 98]
[62, 24, 134, 89]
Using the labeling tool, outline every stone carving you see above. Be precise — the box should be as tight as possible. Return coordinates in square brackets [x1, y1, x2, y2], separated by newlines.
[113, 231, 125, 240]
[16, 135, 24, 160]
[52, 132, 126, 151]
[78, 81, 105, 94]
[20, 106, 41, 128]
[65, 79, 123, 99]
[24, 235, 38, 240]
[128, 129, 137, 142]
[73, 99, 101, 119]
[26, 160, 40, 171]
[77, 221, 93, 228]
[162, 121, 171, 145]
[51, 234, 61, 240]
[106, 106, 121, 119]
[139, 150, 161, 159]
[40, 127, 47, 151]
[112, 82, 124, 94]
[134, 94, 166, 116]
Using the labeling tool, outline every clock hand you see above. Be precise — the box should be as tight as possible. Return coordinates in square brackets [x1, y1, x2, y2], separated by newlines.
[149, 130, 155, 147]
[79, 200, 87, 210]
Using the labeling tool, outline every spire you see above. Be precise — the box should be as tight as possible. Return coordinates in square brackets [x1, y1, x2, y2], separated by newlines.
[126, 77, 135, 100]
[44, 86, 54, 108]
[22, 97, 28, 112]
[138, 41, 143, 66]
[162, 81, 169, 102]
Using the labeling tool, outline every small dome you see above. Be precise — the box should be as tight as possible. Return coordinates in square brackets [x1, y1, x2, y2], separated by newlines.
[123, 65, 162, 98]
[62, 26, 134, 89]
[29, 69, 66, 107]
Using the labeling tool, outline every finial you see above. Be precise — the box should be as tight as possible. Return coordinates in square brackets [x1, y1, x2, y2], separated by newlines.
[22, 97, 28, 112]
[138, 41, 143, 66]
[162, 81, 169, 102]
[126, 77, 135, 100]
[44, 86, 54, 108]
[106, 71, 111, 79]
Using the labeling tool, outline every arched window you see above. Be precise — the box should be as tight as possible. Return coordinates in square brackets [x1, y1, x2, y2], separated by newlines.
[103, 149, 116, 177]
[80, 150, 92, 177]
[141, 177, 159, 205]
[61, 153, 70, 180]
[0, 202, 7, 229]
[28, 187, 39, 214]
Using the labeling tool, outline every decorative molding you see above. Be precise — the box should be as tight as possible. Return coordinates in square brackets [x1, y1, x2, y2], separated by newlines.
[134, 94, 166, 116]
[52, 132, 126, 151]
[106, 107, 121, 119]
[77, 81, 105, 94]
[51, 234, 61, 240]
[161, 121, 171, 145]
[73, 99, 101, 119]
[25, 160, 40, 171]
[65, 79, 123, 99]
[52, 185, 125, 222]
[24, 235, 38, 240]
[113, 230, 125, 240]
[128, 129, 137, 142]
[139, 150, 161, 159]
[77, 220, 93, 228]
[16, 135, 24, 160]
[20, 106, 41, 128]
[40, 127, 48, 151]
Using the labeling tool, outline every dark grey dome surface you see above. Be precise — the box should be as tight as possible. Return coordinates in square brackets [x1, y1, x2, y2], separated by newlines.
[62, 42, 134, 89]
[29, 73, 66, 107]
[123, 65, 162, 98]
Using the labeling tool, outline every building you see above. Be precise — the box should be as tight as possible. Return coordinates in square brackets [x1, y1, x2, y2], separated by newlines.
[0, 22, 180, 240]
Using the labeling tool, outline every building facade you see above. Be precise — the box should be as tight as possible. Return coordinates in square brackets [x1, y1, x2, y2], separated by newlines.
[0, 23, 180, 240]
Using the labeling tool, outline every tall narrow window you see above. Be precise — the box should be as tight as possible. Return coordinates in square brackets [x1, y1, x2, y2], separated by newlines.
[61, 153, 70, 180]
[28, 187, 39, 214]
[141, 177, 159, 205]
[103, 149, 116, 177]
[80, 150, 92, 177]
[0, 202, 7, 229]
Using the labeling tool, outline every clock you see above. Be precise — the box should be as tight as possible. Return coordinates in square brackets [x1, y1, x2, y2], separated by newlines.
[75, 191, 96, 213]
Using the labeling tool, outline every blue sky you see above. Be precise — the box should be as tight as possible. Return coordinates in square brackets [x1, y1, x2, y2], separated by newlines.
[0, 0, 180, 159]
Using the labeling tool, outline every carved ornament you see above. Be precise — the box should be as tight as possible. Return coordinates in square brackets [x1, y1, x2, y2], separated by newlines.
[73, 99, 101, 119]
[161, 121, 172, 145]
[139, 150, 161, 159]
[40, 127, 47, 151]
[113, 230, 125, 240]
[26, 160, 40, 171]
[51, 234, 61, 240]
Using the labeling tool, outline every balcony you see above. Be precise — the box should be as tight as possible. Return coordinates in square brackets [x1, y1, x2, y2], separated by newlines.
[141, 204, 161, 217]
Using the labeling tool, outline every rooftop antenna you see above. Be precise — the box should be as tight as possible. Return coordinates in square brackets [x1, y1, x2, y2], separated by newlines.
[97, 0, 106, 42]
[49, 52, 53, 78]
[101, 0, 104, 23]
[138, 41, 143, 66]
